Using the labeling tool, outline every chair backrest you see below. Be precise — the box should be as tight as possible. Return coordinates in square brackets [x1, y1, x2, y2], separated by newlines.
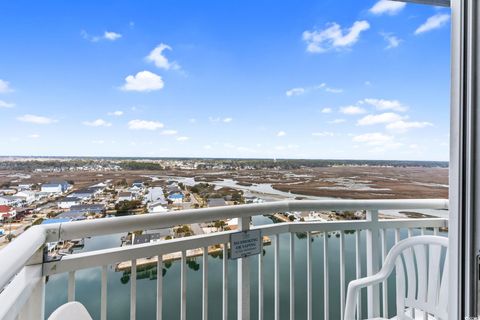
[47, 301, 93, 320]
[385, 236, 448, 320]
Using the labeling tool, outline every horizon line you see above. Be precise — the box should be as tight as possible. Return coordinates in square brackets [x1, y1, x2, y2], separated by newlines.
[0, 155, 449, 163]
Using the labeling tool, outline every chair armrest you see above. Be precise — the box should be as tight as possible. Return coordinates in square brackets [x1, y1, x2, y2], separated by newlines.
[344, 268, 393, 320]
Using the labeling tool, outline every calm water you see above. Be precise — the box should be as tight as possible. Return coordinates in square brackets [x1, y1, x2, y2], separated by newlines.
[45, 217, 442, 319]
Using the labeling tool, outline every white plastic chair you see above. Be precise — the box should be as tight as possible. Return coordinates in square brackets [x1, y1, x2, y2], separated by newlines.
[48, 301, 93, 320]
[344, 235, 448, 320]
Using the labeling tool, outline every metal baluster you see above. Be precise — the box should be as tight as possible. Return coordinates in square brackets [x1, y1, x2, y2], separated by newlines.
[130, 259, 137, 320]
[157, 256, 163, 320]
[101, 266, 107, 320]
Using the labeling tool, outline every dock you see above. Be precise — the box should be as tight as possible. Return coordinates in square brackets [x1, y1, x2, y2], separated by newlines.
[116, 236, 271, 271]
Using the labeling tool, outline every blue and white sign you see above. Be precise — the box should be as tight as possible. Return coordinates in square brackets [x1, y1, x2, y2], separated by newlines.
[230, 229, 262, 259]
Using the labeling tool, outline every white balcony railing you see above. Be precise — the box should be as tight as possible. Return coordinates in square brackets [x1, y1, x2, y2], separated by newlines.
[0, 199, 449, 320]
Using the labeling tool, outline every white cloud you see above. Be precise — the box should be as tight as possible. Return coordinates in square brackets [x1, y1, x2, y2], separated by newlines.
[357, 112, 404, 126]
[128, 119, 164, 130]
[161, 129, 178, 135]
[286, 84, 343, 97]
[360, 98, 408, 112]
[340, 105, 366, 115]
[209, 117, 233, 123]
[352, 132, 393, 146]
[104, 31, 122, 41]
[92, 140, 105, 144]
[17, 114, 57, 125]
[189, 118, 197, 123]
[0, 79, 13, 93]
[121, 71, 164, 92]
[286, 88, 306, 96]
[381, 33, 402, 49]
[204, 145, 212, 150]
[82, 119, 112, 127]
[415, 14, 450, 35]
[321, 107, 332, 113]
[277, 131, 287, 137]
[369, 0, 406, 15]
[81, 30, 122, 42]
[28, 134, 40, 139]
[146, 43, 180, 70]
[325, 87, 343, 93]
[177, 136, 190, 141]
[329, 119, 346, 124]
[312, 131, 334, 137]
[0, 100, 14, 108]
[108, 110, 124, 116]
[303, 20, 370, 53]
[386, 120, 433, 133]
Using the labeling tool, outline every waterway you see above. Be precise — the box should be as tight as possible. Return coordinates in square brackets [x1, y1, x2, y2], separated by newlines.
[44, 215, 444, 319]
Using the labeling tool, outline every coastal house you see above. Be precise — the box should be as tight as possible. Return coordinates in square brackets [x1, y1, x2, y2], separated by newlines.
[132, 233, 162, 245]
[69, 204, 105, 215]
[41, 181, 70, 194]
[56, 211, 87, 221]
[207, 198, 227, 207]
[167, 192, 184, 204]
[0, 205, 16, 221]
[15, 191, 36, 204]
[117, 192, 133, 202]
[0, 196, 24, 207]
[148, 201, 168, 213]
[57, 197, 82, 209]
[70, 187, 103, 200]
[132, 181, 145, 189]
[144, 187, 167, 204]
[16, 184, 32, 191]
[0, 189, 17, 195]
[166, 184, 181, 194]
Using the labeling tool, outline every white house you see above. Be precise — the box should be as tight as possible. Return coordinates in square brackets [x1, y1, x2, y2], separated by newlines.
[0, 196, 24, 207]
[117, 192, 133, 202]
[41, 181, 70, 194]
[57, 197, 82, 209]
[17, 184, 32, 191]
[148, 201, 168, 213]
[0, 205, 16, 222]
[15, 191, 36, 204]
[41, 184, 61, 193]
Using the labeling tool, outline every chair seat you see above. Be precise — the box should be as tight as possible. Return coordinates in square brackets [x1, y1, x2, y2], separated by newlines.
[368, 309, 436, 320]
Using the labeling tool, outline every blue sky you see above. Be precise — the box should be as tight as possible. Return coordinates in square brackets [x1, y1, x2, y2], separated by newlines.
[0, 0, 451, 160]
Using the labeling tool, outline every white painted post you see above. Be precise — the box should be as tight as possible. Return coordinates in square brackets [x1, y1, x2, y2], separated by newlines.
[237, 216, 250, 320]
[18, 269, 45, 320]
[366, 209, 380, 318]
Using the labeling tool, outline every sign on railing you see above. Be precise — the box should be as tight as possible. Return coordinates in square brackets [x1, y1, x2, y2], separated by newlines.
[230, 229, 262, 259]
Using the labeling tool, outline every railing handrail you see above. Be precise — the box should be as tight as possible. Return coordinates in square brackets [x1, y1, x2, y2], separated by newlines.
[44, 199, 449, 242]
[0, 199, 449, 293]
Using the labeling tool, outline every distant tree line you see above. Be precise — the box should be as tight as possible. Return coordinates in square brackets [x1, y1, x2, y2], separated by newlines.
[119, 161, 163, 170]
